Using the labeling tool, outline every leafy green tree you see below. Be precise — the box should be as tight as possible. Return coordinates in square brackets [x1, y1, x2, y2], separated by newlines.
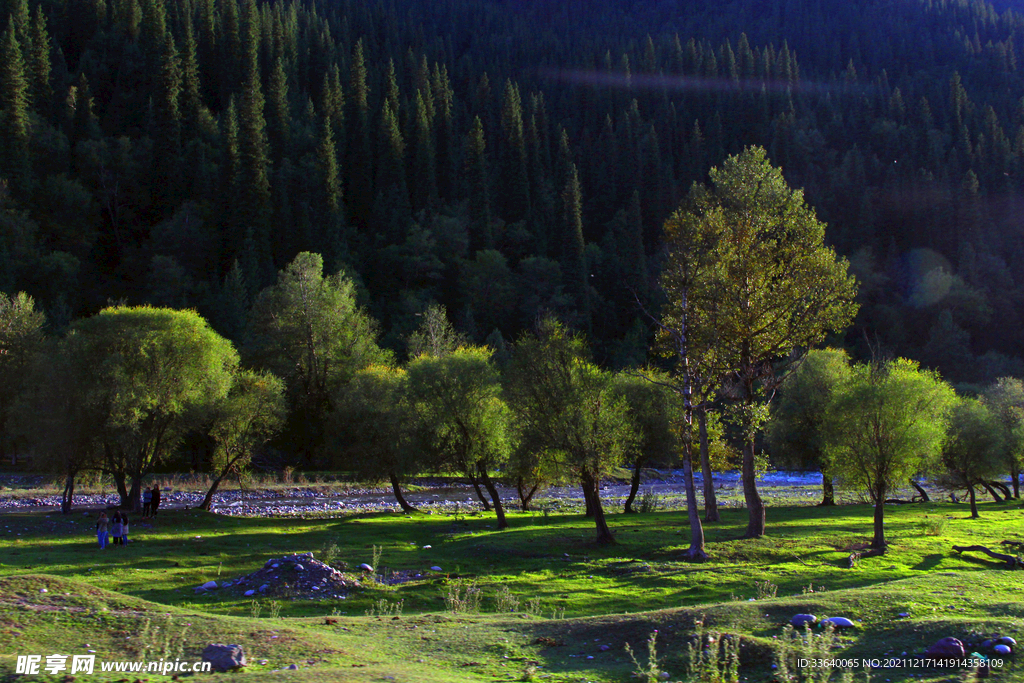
[199, 369, 286, 510]
[60, 306, 238, 511]
[506, 317, 634, 544]
[824, 358, 955, 550]
[981, 377, 1024, 499]
[656, 184, 732, 554]
[408, 346, 512, 528]
[767, 348, 853, 506]
[0, 292, 44, 463]
[14, 342, 98, 513]
[939, 397, 1004, 518]
[331, 364, 420, 512]
[247, 252, 389, 463]
[608, 371, 680, 514]
[683, 146, 858, 538]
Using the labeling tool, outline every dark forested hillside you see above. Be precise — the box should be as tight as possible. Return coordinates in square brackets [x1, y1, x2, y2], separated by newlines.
[1, 0, 1023, 384]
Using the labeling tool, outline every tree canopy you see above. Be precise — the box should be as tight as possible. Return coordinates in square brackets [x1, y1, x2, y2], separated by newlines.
[824, 358, 955, 550]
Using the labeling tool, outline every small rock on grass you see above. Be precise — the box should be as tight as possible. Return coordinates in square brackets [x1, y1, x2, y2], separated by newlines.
[791, 614, 816, 628]
[926, 637, 965, 658]
[821, 617, 854, 629]
[994, 644, 1012, 655]
[201, 644, 246, 672]
[359, 563, 373, 572]
[430, 566, 442, 572]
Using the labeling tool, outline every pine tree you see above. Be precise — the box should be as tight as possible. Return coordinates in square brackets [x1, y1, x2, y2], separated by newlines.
[465, 115, 491, 251]
[152, 30, 183, 206]
[218, 0, 241, 103]
[431, 62, 454, 200]
[347, 39, 372, 227]
[27, 6, 50, 114]
[236, 0, 271, 255]
[316, 116, 342, 216]
[499, 79, 530, 222]
[179, 14, 203, 136]
[561, 162, 589, 324]
[0, 19, 30, 194]
[196, 0, 217, 104]
[266, 55, 290, 164]
[373, 99, 410, 241]
[411, 90, 437, 212]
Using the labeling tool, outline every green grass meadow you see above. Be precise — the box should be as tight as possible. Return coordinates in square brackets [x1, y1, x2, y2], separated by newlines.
[1, 498, 1023, 682]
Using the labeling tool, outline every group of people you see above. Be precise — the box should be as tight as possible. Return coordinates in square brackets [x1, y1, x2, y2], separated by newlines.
[95, 511, 129, 549]
[93, 486, 162, 549]
[142, 485, 161, 517]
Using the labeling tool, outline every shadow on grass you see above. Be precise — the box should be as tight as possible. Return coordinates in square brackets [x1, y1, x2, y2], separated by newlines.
[912, 553, 944, 571]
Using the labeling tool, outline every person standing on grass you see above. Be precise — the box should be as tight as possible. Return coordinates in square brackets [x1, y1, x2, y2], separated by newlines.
[110, 512, 123, 546]
[96, 512, 109, 549]
[151, 486, 161, 516]
[120, 513, 130, 545]
[143, 488, 153, 517]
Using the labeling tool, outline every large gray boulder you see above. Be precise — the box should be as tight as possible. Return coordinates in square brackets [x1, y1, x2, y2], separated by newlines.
[202, 644, 246, 672]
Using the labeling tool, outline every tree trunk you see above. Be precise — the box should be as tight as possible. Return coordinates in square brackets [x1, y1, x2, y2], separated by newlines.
[478, 465, 508, 529]
[128, 476, 143, 513]
[1011, 466, 1021, 499]
[583, 481, 595, 517]
[990, 480, 1011, 500]
[623, 459, 643, 513]
[910, 479, 930, 502]
[200, 471, 230, 511]
[698, 408, 719, 522]
[582, 470, 615, 544]
[819, 473, 836, 506]
[388, 471, 419, 513]
[61, 473, 75, 515]
[114, 471, 129, 509]
[467, 471, 491, 511]
[969, 485, 979, 518]
[871, 490, 887, 551]
[516, 477, 539, 511]
[741, 436, 765, 538]
[981, 481, 1002, 503]
[682, 441, 707, 560]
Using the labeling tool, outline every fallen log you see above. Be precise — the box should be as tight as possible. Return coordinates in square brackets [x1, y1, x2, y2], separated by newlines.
[952, 544, 1021, 569]
[1000, 540, 1024, 550]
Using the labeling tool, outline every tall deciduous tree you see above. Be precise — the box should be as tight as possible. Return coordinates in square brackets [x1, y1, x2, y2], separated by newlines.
[982, 377, 1024, 499]
[506, 317, 634, 544]
[247, 252, 389, 463]
[939, 397, 1004, 518]
[408, 346, 512, 528]
[608, 371, 680, 514]
[0, 291, 44, 463]
[200, 369, 286, 510]
[60, 306, 238, 511]
[825, 358, 955, 550]
[767, 348, 853, 506]
[682, 146, 858, 538]
[332, 364, 419, 512]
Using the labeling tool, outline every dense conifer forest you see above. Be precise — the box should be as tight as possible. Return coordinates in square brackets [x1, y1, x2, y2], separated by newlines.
[1, 0, 1024, 387]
